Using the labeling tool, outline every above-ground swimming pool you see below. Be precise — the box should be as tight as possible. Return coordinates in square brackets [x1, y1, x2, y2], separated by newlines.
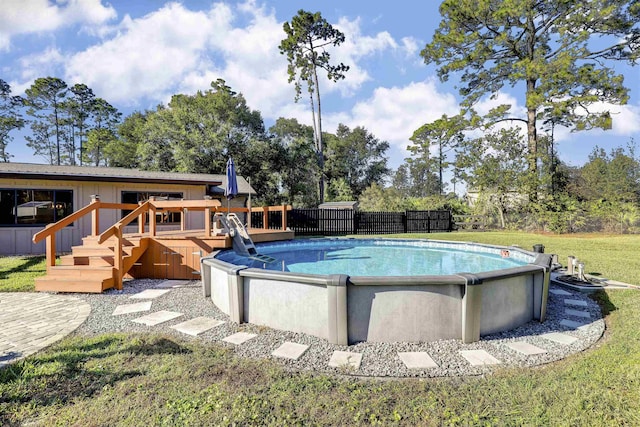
[215, 239, 532, 276]
[202, 238, 552, 345]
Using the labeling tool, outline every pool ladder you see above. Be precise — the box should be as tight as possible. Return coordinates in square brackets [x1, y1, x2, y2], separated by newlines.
[220, 213, 276, 263]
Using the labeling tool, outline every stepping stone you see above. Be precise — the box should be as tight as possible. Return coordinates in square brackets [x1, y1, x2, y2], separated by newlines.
[171, 317, 224, 336]
[549, 288, 571, 296]
[540, 332, 578, 345]
[222, 332, 257, 345]
[112, 301, 152, 316]
[130, 289, 171, 299]
[560, 319, 589, 330]
[398, 352, 438, 369]
[271, 342, 309, 360]
[328, 351, 363, 370]
[132, 310, 183, 326]
[155, 280, 191, 288]
[564, 299, 588, 307]
[565, 308, 591, 318]
[459, 350, 501, 366]
[505, 341, 547, 355]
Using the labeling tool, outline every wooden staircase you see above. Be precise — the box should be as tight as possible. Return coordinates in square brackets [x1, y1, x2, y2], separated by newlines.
[31, 196, 290, 293]
[35, 236, 149, 293]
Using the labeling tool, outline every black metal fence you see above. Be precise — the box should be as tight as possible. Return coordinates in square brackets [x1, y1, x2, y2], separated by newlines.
[251, 209, 452, 236]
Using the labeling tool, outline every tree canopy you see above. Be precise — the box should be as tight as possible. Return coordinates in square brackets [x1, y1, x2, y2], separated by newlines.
[325, 124, 390, 200]
[0, 79, 24, 162]
[268, 118, 318, 207]
[21, 77, 121, 166]
[422, 0, 640, 198]
[456, 127, 530, 227]
[24, 77, 68, 165]
[408, 113, 467, 195]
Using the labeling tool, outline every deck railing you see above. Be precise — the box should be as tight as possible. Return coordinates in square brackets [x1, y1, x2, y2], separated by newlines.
[33, 196, 292, 288]
[32, 196, 139, 272]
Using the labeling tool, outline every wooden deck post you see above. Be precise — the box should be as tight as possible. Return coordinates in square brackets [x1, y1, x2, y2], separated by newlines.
[90, 195, 100, 236]
[137, 201, 145, 234]
[263, 207, 269, 230]
[205, 207, 211, 236]
[181, 208, 186, 231]
[204, 196, 212, 236]
[114, 226, 123, 290]
[45, 232, 56, 272]
[149, 196, 157, 237]
[281, 205, 287, 230]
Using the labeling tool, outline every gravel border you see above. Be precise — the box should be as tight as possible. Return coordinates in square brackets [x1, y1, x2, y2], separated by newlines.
[72, 279, 604, 378]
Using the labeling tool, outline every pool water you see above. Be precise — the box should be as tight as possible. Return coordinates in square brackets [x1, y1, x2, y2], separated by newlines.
[215, 239, 529, 276]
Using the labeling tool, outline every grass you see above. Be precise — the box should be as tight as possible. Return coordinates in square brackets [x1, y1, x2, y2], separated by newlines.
[1, 232, 640, 425]
[384, 231, 640, 285]
[0, 256, 46, 292]
[1, 289, 639, 426]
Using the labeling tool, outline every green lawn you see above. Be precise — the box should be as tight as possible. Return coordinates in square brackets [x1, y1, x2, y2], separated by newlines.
[387, 231, 640, 285]
[0, 256, 46, 292]
[1, 233, 639, 425]
[0, 290, 638, 426]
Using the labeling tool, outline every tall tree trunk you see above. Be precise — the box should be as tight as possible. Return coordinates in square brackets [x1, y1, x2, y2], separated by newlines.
[54, 106, 60, 165]
[499, 205, 506, 229]
[439, 141, 443, 195]
[526, 78, 538, 203]
[79, 121, 83, 166]
[312, 64, 325, 204]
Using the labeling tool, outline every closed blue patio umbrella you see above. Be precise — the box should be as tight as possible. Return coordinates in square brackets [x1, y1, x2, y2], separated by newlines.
[225, 157, 238, 213]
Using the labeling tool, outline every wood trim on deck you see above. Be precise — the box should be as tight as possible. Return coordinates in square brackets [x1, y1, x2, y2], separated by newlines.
[33, 199, 293, 293]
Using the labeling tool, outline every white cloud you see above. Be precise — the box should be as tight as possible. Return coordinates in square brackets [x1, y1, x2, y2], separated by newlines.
[0, 0, 116, 51]
[584, 102, 640, 135]
[526, 100, 640, 148]
[65, 2, 215, 105]
[61, 1, 407, 120]
[401, 37, 420, 57]
[14, 47, 65, 90]
[323, 79, 459, 164]
[474, 92, 523, 117]
[332, 16, 398, 96]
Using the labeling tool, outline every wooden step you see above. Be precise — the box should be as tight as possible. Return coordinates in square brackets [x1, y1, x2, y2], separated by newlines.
[123, 241, 148, 271]
[59, 255, 80, 266]
[34, 276, 114, 293]
[71, 245, 137, 257]
[82, 236, 141, 247]
[60, 254, 114, 266]
[45, 265, 115, 277]
[40, 233, 148, 293]
[70, 246, 113, 256]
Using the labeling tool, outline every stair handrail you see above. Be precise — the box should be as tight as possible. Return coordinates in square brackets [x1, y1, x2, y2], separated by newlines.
[96, 200, 151, 290]
[32, 198, 105, 272]
[97, 200, 151, 244]
[32, 199, 101, 245]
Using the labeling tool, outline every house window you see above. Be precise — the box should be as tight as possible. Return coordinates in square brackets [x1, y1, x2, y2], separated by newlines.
[121, 191, 183, 224]
[0, 189, 73, 226]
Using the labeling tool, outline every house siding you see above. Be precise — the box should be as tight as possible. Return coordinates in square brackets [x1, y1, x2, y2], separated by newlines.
[0, 177, 248, 255]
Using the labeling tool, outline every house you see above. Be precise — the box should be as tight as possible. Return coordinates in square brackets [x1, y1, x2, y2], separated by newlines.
[0, 163, 255, 255]
[318, 201, 359, 210]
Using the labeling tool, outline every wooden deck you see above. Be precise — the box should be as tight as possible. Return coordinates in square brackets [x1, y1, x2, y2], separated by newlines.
[126, 228, 293, 280]
[32, 198, 293, 293]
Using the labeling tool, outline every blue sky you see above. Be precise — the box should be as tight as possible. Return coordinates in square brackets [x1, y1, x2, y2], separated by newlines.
[2, 0, 639, 172]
